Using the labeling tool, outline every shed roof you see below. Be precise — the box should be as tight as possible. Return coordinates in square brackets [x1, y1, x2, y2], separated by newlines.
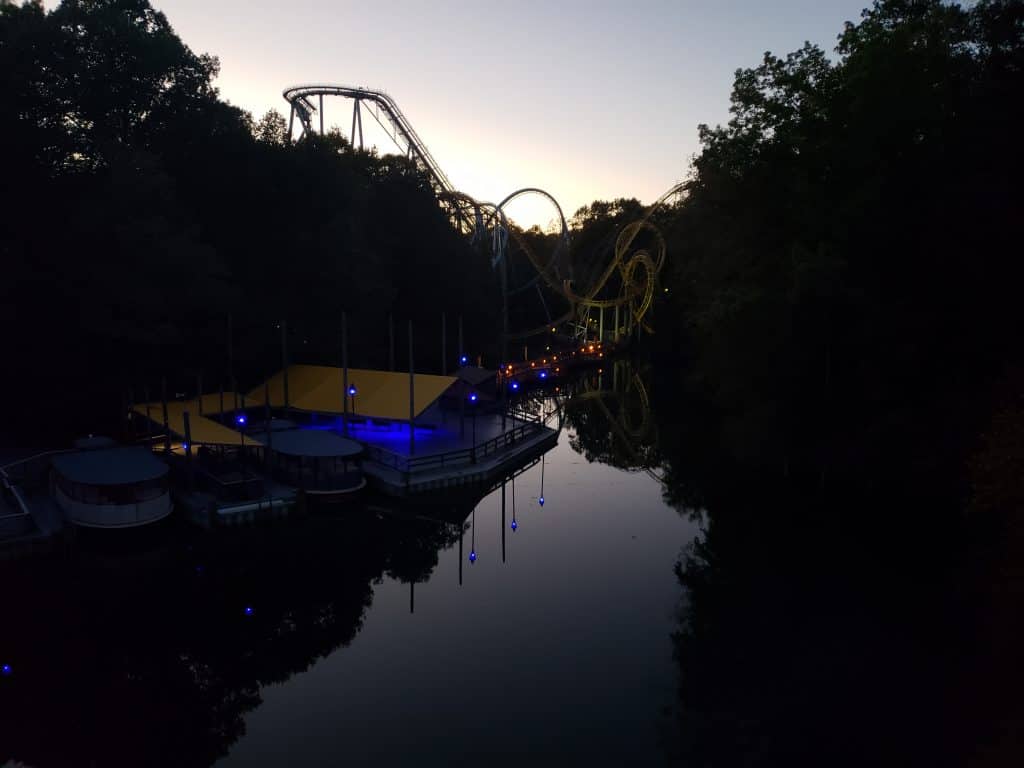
[132, 398, 262, 447]
[52, 447, 169, 486]
[247, 365, 457, 422]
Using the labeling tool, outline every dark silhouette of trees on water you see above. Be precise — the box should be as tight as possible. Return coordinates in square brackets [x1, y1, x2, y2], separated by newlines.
[4, 0, 1024, 765]
[633, 2, 1024, 765]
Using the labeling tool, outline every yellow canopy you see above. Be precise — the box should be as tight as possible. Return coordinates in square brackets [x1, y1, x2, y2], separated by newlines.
[246, 365, 456, 421]
[133, 396, 260, 447]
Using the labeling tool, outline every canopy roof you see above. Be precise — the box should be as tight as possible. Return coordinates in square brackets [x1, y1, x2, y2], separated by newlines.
[133, 397, 261, 447]
[247, 365, 457, 422]
[260, 429, 362, 458]
[52, 446, 169, 486]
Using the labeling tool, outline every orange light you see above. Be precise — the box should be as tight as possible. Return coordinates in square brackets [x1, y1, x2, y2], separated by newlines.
[588, 345, 595, 352]
[530, 362, 535, 368]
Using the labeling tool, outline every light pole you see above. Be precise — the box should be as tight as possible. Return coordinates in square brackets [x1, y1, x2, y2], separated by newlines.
[469, 392, 478, 461]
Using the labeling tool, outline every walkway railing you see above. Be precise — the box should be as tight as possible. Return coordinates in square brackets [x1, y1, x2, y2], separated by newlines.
[361, 418, 545, 475]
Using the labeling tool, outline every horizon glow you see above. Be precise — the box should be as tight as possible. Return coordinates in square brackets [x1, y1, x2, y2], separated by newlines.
[43, 0, 869, 226]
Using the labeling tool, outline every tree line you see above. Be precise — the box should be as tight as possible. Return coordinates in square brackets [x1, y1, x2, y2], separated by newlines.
[1, 0, 499, 445]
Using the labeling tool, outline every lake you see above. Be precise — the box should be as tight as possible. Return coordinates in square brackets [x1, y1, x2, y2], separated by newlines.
[0, 370, 697, 767]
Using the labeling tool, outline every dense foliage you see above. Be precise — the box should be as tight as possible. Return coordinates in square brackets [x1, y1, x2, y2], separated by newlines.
[0, 0, 498, 445]
[637, 2, 1024, 764]
[656, 0, 1023, 486]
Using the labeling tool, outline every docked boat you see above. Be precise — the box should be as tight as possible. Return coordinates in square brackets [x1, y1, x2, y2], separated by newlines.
[50, 436, 172, 528]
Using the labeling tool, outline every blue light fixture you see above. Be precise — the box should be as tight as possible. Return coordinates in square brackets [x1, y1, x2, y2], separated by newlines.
[511, 520, 518, 531]
[460, 355, 468, 365]
[469, 550, 477, 563]
[236, 413, 247, 426]
[182, 442, 189, 451]
[469, 393, 478, 403]
[244, 606, 254, 616]
[539, 496, 545, 506]
[1, 664, 10, 676]
[348, 386, 357, 396]
[539, 371, 548, 379]
[511, 381, 520, 391]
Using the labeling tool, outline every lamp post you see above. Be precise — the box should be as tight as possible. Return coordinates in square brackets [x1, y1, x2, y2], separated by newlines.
[347, 384, 357, 421]
[469, 392, 478, 461]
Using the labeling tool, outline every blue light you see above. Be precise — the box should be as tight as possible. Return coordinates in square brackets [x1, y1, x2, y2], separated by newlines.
[511, 520, 518, 531]
[348, 386, 357, 396]
[1, 664, 10, 676]
[182, 442, 189, 451]
[539, 371, 547, 379]
[469, 550, 477, 563]
[511, 381, 520, 391]
[244, 606, 254, 616]
[236, 414, 247, 425]
[539, 496, 545, 506]
[460, 355, 468, 365]
[469, 393, 478, 403]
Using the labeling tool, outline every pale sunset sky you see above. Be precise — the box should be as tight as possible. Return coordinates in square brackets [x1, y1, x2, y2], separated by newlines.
[48, 0, 872, 226]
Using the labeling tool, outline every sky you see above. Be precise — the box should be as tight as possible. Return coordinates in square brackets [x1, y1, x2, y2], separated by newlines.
[49, 0, 871, 227]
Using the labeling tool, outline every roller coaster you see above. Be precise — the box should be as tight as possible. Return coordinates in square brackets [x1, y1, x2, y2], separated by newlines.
[283, 84, 684, 347]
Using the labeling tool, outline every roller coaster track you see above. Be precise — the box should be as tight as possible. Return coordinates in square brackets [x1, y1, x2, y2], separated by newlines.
[282, 83, 683, 342]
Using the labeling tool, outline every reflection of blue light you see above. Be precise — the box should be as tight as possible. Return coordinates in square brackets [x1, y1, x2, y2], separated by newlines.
[236, 414, 247, 425]
[469, 550, 477, 563]
[539, 371, 547, 379]
[460, 355, 468, 365]
[469, 393, 478, 403]
[244, 606, 254, 616]
[1, 664, 10, 676]
[539, 496, 545, 506]
[348, 386, 357, 396]
[511, 381, 520, 391]
[511, 520, 518, 531]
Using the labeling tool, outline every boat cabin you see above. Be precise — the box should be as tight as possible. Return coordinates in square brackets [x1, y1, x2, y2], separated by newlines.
[50, 438, 172, 528]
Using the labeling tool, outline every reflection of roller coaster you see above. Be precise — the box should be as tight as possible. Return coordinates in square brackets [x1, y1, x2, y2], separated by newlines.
[282, 84, 683, 345]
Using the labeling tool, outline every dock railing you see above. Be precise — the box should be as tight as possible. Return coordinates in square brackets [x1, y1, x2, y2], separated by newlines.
[361, 414, 546, 475]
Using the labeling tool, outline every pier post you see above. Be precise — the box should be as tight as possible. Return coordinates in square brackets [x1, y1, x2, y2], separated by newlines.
[342, 312, 349, 436]
[144, 386, 152, 443]
[237, 393, 248, 466]
[227, 313, 237, 411]
[281, 320, 290, 416]
[127, 386, 135, 441]
[408, 320, 415, 456]
[388, 313, 395, 372]
[441, 312, 446, 376]
[183, 410, 194, 490]
[458, 524, 463, 586]
[264, 378, 274, 473]
[160, 378, 171, 453]
[501, 482, 506, 563]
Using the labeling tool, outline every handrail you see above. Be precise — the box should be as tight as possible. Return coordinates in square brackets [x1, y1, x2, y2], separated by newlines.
[360, 418, 545, 475]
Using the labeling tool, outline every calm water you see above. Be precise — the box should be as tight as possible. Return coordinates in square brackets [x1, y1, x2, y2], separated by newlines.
[223, 439, 693, 766]
[0, 376, 696, 767]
